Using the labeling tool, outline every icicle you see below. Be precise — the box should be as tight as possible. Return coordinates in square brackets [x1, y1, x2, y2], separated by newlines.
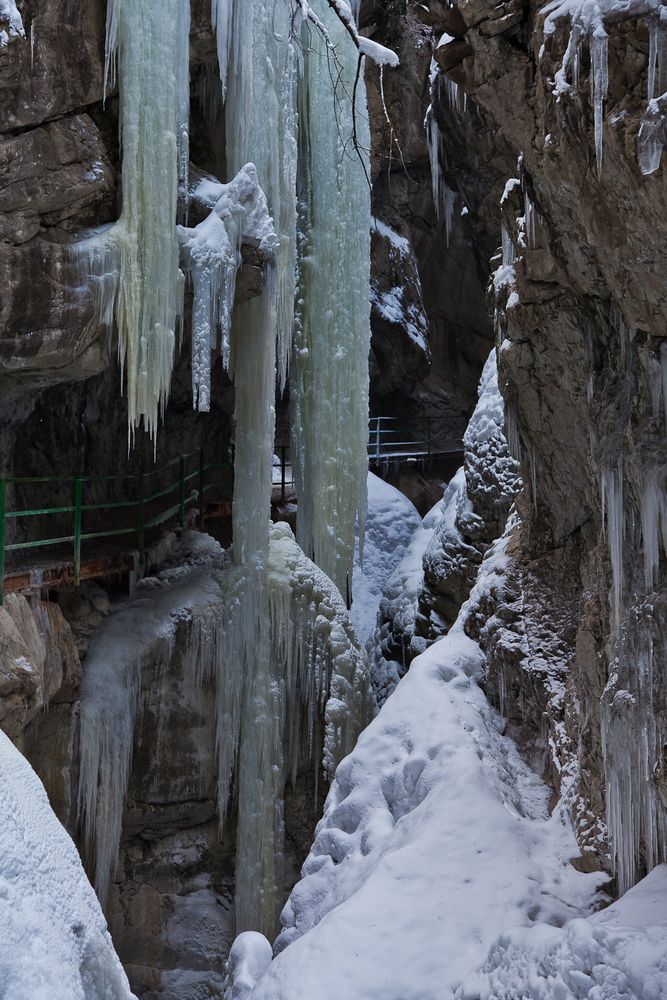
[602, 605, 667, 894]
[661, 341, 667, 429]
[591, 25, 608, 177]
[648, 17, 658, 101]
[290, 0, 371, 600]
[601, 458, 624, 628]
[639, 468, 666, 592]
[222, 0, 298, 391]
[212, 522, 369, 936]
[637, 97, 665, 176]
[444, 75, 466, 114]
[79, 0, 190, 444]
[501, 224, 516, 267]
[211, 0, 233, 101]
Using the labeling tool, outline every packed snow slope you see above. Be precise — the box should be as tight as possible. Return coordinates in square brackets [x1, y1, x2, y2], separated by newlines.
[244, 528, 607, 1000]
[0, 729, 135, 1000]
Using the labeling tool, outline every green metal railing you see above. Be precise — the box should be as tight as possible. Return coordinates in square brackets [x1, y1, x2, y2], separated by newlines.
[0, 448, 233, 605]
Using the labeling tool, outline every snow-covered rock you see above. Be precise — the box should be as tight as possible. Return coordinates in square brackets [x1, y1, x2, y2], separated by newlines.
[0, 729, 134, 1000]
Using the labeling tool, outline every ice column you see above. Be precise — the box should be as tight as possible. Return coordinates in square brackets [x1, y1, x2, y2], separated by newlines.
[223, 0, 298, 390]
[290, 0, 372, 601]
[82, 0, 191, 443]
[213, 523, 369, 937]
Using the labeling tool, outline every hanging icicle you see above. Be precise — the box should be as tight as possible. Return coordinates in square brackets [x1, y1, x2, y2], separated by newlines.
[290, 0, 372, 602]
[79, 0, 191, 444]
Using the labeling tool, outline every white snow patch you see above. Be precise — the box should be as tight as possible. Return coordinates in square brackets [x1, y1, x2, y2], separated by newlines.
[0, 730, 135, 1000]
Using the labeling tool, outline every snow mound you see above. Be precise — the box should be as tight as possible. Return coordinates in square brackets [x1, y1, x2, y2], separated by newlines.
[248, 532, 604, 1000]
[458, 865, 667, 1000]
[0, 729, 135, 1000]
[350, 472, 422, 644]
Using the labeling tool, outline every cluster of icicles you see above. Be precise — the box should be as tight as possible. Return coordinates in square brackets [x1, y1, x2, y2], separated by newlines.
[78, 0, 372, 601]
[542, 0, 667, 176]
[78, 524, 369, 936]
[598, 320, 667, 894]
[75, 0, 379, 938]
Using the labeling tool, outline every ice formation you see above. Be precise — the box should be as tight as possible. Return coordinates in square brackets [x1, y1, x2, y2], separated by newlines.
[602, 601, 667, 896]
[216, 522, 369, 934]
[78, 530, 368, 936]
[542, 0, 667, 176]
[601, 458, 625, 628]
[290, 0, 372, 600]
[426, 61, 456, 242]
[78, 535, 228, 904]
[80, 0, 191, 443]
[179, 168, 279, 412]
[221, 0, 298, 391]
[0, 729, 134, 999]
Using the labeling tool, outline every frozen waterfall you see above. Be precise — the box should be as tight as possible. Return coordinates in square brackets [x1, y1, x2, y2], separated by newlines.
[290, 1, 372, 600]
[80, 0, 191, 443]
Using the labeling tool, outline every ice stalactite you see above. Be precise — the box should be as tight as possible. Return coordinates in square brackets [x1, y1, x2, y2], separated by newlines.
[426, 60, 457, 241]
[602, 602, 667, 895]
[79, 0, 191, 444]
[290, 0, 372, 601]
[601, 458, 624, 629]
[221, 0, 298, 391]
[591, 25, 608, 176]
[211, 0, 233, 101]
[444, 74, 467, 114]
[639, 7, 667, 175]
[543, 1, 667, 177]
[639, 468, 667, 592]
[78, 541, 228, 905]
[78, 531, 367, 935]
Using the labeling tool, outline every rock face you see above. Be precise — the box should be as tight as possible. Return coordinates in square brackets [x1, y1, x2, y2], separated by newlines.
[365, 1, 494, 440]
[406, 0, 667, 884]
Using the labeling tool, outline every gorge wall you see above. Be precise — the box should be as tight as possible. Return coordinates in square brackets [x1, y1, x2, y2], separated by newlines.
[1, 0, 666, 996]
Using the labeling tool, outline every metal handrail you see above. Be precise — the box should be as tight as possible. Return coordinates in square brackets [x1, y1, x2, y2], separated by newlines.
[0, 449, 233, 604]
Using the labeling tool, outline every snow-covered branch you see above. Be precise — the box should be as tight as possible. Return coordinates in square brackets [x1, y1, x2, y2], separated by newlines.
[297, 0, 399, 67]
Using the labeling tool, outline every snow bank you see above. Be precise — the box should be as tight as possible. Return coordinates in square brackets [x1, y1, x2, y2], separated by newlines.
[247, 531, 604, 1000]
[350, 473, 422, 644]
[0, 730, 135, 1000]
[458, 864, 667, 999]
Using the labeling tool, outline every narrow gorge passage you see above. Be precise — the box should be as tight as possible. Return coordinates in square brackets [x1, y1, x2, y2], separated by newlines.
[0, 2, 666, 1000]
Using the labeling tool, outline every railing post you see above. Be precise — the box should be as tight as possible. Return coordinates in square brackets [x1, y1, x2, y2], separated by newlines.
[0, 478, 5, 606]
[74, 477, 83, 585]
[426, 416, 432, 461]
[198, 447, 205, 529]
[178, 455, 186, 529]
[375, 418, 381, 462]
[137, 470, 145, 566]
[281, 445, 286, 502]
